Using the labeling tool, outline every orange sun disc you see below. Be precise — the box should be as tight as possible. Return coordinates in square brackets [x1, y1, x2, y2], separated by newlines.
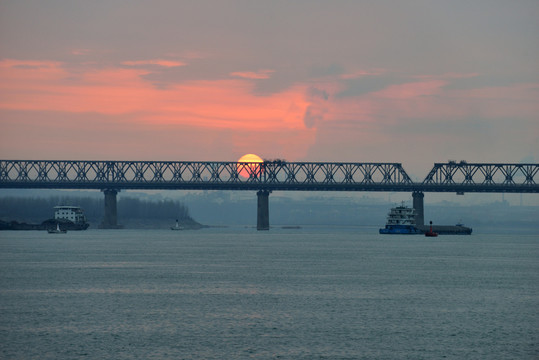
[237, 154, 264, 179]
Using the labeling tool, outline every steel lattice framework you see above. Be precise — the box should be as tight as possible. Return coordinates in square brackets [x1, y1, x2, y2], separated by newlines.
[0, 160, 537, 193]
[421, 162, 539, 193]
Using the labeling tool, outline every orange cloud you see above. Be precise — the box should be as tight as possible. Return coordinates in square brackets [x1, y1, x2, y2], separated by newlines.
[0, 59, 64, 81]
[0, 59, 313, 131]
[121, 59, 186, 67]
[0, 59, 318, 159]
[230, 69, 275, 79]
[2, 58, 537, 163]
[0, 61, 154, 114]
[71, 49, 91, 56]
[340, 68, 388, 79]
[373, 80, 447, 99]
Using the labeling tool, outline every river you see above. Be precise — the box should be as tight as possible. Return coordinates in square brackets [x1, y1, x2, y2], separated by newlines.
[1, 227, 538, 359]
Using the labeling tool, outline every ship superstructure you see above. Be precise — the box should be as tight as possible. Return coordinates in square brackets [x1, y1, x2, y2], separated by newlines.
[54, 206, 87, 224]
[379, 202, 422, 234]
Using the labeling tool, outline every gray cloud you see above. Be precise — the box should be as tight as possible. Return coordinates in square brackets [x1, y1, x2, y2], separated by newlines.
[303, 107, 323, 129]
[337, 75, 407, 98]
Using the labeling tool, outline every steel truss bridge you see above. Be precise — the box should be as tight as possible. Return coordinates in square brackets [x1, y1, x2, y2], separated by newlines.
[1, 160, 537, 230]
[1, 160, 538, 193]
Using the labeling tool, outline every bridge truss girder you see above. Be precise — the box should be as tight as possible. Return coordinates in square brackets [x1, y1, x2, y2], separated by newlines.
[0, 160, 412, 191]
[0, 160, 538, 193]
[421, 162, 538, 192]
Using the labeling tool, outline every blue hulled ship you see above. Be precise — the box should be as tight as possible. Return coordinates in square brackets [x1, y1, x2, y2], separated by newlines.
[379, 202, 422, 234]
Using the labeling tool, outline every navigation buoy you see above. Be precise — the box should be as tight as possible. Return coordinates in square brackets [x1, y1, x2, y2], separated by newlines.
[425, 221, 438, 237]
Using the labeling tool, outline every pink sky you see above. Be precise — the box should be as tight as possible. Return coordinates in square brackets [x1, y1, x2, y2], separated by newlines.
[1, 1, 538, 177]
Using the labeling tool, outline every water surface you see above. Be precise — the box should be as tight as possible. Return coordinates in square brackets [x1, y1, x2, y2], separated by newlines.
[1, 228, 538, 359]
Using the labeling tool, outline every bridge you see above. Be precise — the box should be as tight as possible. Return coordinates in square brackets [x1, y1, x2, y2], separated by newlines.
[1, 160, 538, 229]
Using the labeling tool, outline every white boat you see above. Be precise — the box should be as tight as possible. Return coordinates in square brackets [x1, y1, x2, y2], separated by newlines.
[379, 202, 422, 234]
[47, 223, 67, 234]
[52, 206, 89, 230]
[171, 219, 184, 230]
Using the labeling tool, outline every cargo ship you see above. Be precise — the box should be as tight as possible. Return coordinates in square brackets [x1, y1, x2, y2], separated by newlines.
[416, 223, 472, 235]
[0, 206, 90, 231]
[49, 206, 90, 230]
[379, 203, 472, 235]
[379, 203, 423, 234]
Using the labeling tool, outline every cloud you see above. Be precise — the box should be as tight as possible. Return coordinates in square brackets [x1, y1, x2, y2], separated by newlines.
[71, 49, 91, 56]
[340, 69, 387, 80]
[0, 0, 537, 179]
[302, 86, 331, 128]
[0, 59, 63, 70]
[307, 87, 329, 101]
[121, 59, 186, 68]
[1, 52, 538, 165]
[230, 69, 275, 80]
[0, 58, 317, 159]
[303, 106, 325, 129]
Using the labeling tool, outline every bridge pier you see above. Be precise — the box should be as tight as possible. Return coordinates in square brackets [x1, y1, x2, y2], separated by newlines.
[257, 190, 270, 230]
[412, 191, 424, 226]
[100, 189, 122, 229]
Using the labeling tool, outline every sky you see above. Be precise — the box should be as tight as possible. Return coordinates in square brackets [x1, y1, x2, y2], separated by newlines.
[1, 0, 538, 178]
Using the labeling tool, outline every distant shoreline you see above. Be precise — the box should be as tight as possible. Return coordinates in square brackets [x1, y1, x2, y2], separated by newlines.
[0, 219, 89, 231]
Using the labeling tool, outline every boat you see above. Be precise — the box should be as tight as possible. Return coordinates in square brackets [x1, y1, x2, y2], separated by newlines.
[171, 219, 184, 230]
[416, 223, 472, 235]
[47, 223, 67, 234]
[425, 221, 438, 237]
[379, 202, 422, 234]
[2, 206, 90, 231]
[51, 206, 90, 230]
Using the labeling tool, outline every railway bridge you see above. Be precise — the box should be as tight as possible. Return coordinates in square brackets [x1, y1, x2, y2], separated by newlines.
[1, 160, 537, 229]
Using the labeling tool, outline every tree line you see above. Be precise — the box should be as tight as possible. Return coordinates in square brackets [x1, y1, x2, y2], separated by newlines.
[0, 196, 192, 224]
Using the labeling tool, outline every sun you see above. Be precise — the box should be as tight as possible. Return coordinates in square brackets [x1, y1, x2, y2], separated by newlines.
[237, 154, 264, 179]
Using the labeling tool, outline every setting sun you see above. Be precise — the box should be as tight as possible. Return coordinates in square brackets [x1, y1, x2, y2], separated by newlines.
[237, 154, 264, 179]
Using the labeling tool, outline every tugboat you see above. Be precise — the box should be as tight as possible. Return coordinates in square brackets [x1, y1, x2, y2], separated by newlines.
[379, 202, 422, 234]
[47, 223, 67, 234]
[425, 221, 438, 237]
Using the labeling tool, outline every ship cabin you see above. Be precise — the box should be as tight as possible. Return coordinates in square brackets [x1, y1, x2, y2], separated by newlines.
[54, 206, 87, 224]
[386, 204, 417, 226]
